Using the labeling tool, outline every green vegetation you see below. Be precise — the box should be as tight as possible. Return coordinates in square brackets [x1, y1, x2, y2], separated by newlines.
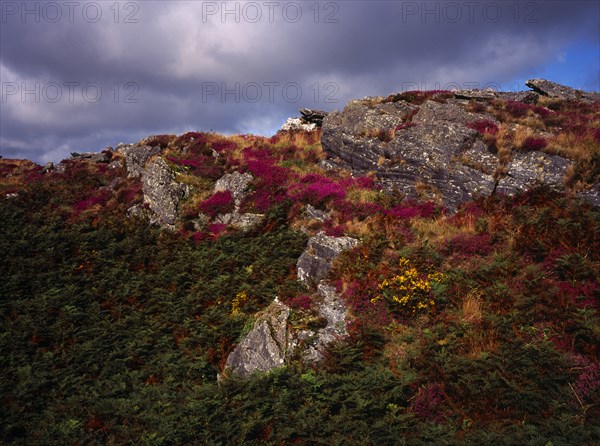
[1, 121, 599, 444]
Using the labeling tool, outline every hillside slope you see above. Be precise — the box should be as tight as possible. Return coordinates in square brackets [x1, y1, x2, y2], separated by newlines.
[1, 80, 599, 444]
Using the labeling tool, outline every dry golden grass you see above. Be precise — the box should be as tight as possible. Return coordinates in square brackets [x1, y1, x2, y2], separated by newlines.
[346, 188, 381, 204]
[512, 125, 538, 150]
[344, 216, 381, 239]
[545, 133, 600, 162]
[463, 328, 499, 358]
[412, 216, 473, 245]
[461, 291, 484, 324]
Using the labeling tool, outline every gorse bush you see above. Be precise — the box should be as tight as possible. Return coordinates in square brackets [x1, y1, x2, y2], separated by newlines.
[371, 257, 445, 316]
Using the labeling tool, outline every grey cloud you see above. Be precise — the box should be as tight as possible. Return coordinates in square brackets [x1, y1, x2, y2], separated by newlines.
[0, 0, 598, 163]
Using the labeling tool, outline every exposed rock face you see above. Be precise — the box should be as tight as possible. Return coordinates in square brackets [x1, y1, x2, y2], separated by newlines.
[120, 144, 161, 178]
[300, 108, 328, 126]
[214, 211, 264, 231]
[321, 91, 580, 211]
[71, 151, 112, 163]
[142, 157, 187, 229]
[305, 204, 331, 222]
[222, 233, 357, 379]
[281, 117, 318, 132]
[222, 284, 351, 378]
[214, 171, 253, 206]
[496, 151, 571, 195]
[209, 171, 265, 231]
[302, 284, 349, 363]
[322, 100, 417, 171]
[297, 232, 359, 287]
[526, 79, 600, 102]
[223, 298, 291, 378]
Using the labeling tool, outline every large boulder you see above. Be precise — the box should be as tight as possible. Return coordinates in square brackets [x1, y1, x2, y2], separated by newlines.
[280, 117, 318, 132]
[142, 157, 187, 229]
[496, 151, 572, 196]
[301, 284, 349, 363]
[222, 298, 291, 378]
[120, 144, 161, 178]
[300, 108, 328, 126]
[222, 285, 352, 378]
[213, 171, 254, 206]
[297, 232, 359, 287]
[208, 171, 265, 231]
[526, 79, 600, 102]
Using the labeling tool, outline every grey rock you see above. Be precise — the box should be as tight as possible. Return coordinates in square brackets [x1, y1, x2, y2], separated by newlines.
[322, 101, 417, 171]
[453, 89, 498, 100]
[214, 210, 264, 231]
[126, 203, 146, 219]
[526, 79, 600, 102]
[297, 232, 359, 287]
[142, 157, 187, 229]
[214, 171, 254, 206]
[54, 162, 67, 174]
[281, 117, 318, 132]
[211, 171, 264, 231]
[320, 95, 577, 211]
[382, 118, 496, 210]
[107, 159, 124, 170]
[497, 91, 540, 104]
[41, 162, 54, 173]
[300, 108, 328, 126]
[497, 151, 572, 196]
[412, 99, 496, 126]
[303, 284, 349, 363]
[305, 204, 331, 222]
[120, 144, 161, 178]
[223, 298, 291, 378]
[70, 151, 112, 163]
[578, 184, 600, 208]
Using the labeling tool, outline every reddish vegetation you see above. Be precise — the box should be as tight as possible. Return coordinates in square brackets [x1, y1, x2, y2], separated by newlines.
[442, 233, 493, 257]
[198, 191, 235, 218]
[520, 137, 548, 151]
[466, 119, 499, 135]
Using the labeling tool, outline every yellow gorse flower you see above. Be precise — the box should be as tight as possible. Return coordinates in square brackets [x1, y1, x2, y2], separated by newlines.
[373, 257, 445, 315]
[230, 291, 248, 317]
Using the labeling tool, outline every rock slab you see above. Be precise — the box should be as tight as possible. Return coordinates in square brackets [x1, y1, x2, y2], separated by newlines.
[297, 232, 359, 287]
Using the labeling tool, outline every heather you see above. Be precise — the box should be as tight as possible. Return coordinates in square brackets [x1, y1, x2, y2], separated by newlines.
[1, 109, 599, 444]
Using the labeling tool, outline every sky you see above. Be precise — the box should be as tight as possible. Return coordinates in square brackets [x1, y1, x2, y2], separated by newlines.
[1, 0, 599, 163]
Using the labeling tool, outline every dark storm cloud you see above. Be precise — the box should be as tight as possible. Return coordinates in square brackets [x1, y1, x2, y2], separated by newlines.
[1, 0, 598, 162]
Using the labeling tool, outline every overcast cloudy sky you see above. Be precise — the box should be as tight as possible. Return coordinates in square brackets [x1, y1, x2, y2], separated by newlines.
[1, 0, 598, 163]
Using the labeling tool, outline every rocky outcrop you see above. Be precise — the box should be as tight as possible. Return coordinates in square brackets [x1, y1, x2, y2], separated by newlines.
[214, 171, 253, 206]
[141, 157, 187, 230]
[71, 151, 112, 163]
[320, 87, 585, 211]
[280, 109, 329, 132]
[526, 79, 600, 102]
[222, 298, 291, 379]
[206, 171, 265, 231]
[297, 232, 359, 287]
[120, 144, 161, 178]
[222, 233, 357, 379]
[496, 151, 571, 195]
[300, 284, 349, 363]
[300, 109, 328, 126]
[281, 117, 318, 132]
